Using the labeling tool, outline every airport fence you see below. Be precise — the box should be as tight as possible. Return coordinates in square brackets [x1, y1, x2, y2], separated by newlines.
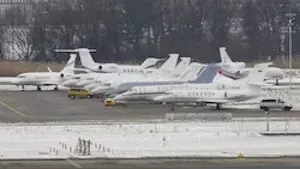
[165, 113, 232, 122]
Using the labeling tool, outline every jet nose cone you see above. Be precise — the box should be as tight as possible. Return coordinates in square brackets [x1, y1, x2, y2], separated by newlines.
[113, 94, 125, 101]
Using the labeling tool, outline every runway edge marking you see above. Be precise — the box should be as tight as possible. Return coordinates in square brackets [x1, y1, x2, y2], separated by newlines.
[0, 99, 28, 117]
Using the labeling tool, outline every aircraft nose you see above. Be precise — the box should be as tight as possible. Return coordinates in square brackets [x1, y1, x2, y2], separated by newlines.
[113, 94, 125, 101]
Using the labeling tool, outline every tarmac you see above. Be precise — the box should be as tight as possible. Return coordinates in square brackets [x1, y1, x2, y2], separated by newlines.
[0, 90, 300, 167]
[0, 158, 300, 169]
[0, 91, 299, 122]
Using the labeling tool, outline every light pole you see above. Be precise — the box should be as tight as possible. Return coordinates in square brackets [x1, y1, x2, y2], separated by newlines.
[286, 13, 296, 89]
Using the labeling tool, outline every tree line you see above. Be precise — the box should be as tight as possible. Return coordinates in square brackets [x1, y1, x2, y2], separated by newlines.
[0, 0, 299, 64]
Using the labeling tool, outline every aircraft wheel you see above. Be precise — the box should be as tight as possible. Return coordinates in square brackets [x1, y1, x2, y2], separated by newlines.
[216, 103, 222, 110]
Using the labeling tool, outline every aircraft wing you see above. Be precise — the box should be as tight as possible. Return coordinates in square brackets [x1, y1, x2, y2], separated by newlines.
[40, 78, 64, 85]
[254, 62, 273, 68]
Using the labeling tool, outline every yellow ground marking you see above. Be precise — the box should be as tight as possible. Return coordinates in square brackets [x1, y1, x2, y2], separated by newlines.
[0, 99, 28, 117]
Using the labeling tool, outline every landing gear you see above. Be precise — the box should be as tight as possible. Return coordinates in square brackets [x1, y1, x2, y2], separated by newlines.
[21, 85, 25, 91]
[170, 104, 175, 111]
[37, 85, 41, 91]
[54, 85, 58, 91]
[216, 103, 222, 110]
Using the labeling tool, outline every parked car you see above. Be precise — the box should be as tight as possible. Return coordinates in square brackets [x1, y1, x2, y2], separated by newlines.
[259, 98, 292, 111]
[104, 98, 117, 106]
[68, 88, 93, 99]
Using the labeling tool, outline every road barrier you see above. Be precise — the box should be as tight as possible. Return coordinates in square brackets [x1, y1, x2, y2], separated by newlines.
[165, 113, 232, 122]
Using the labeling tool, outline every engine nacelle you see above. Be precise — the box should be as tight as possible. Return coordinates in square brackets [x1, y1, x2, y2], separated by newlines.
[100, 64, 119, 73]
[89, 64, 119, 73]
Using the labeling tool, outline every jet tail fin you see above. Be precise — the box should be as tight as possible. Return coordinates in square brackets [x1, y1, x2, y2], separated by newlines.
[173, 57, 191, 77]
[140, 57, 163, 69]
[55, 48, 97, 70]
[60, 54, 77, 73]
[188, 64, 221, 84]
[158, 53, 179, 74]
[179, 62, 204, 81]
[219, 47, 233, 63]
[47, 66, 52, 72]
[76, 48, 98, 69]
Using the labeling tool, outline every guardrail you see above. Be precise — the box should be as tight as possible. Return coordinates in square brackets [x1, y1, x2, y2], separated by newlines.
[165, 113, 232, 122]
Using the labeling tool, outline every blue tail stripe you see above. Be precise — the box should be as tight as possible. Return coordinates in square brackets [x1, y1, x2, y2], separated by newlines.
[189, 64, 220, 84]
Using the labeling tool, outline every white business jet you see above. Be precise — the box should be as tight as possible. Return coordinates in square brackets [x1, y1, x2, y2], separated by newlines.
[152, 67, 268, 110]
[217, 47, 285, 80]
[61, 53, 178, 89]
[264, 76, 300, 86]
[217, 47, 246, 73]
[102, 61, 202, 98]
[77, 53, 179, 92]
[11, 54, 77, 91]
[111, 63, 214, 103]
[89, 54, 189, 95]
[55, 48, 161, 73]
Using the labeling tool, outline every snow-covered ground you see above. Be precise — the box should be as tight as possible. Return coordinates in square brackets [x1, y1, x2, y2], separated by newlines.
[0, 120, 299, 159]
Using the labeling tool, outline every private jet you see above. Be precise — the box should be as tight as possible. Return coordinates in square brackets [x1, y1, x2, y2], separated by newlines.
[55, 48, 162, 73]
[11, 54, 77, 91]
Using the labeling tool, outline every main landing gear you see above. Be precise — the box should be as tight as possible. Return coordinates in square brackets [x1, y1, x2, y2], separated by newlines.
[37, 85, 41, 91]
[54, 85, 58, 91]
[216, 103, 222, 110]
[169, 104, 175, 112]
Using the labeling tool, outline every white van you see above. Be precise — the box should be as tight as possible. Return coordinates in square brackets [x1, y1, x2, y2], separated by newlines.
[259, 98, 292, 111]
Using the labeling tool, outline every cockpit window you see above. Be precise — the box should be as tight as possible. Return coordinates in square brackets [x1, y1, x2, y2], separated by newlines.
[18, 75, 26, 78]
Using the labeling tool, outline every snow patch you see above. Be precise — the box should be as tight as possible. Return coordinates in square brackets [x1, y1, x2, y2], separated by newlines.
[0, 120, 299, 159]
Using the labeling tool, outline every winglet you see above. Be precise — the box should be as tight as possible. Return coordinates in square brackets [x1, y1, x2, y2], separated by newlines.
[60, 53, 77, 73]
[47, 66, 52, 72]
[158, 53, 179, 73]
